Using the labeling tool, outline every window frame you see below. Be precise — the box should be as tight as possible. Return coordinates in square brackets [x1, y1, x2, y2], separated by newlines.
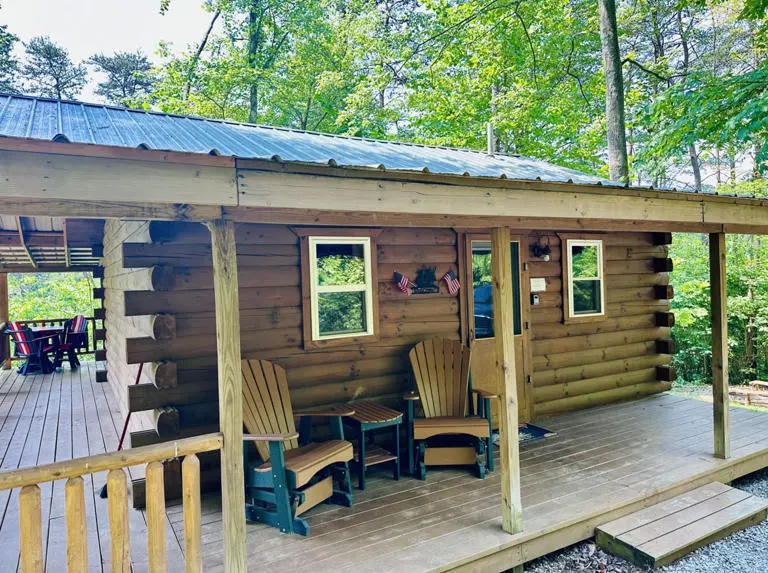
[298, 229, 380, 349]
[563, 237, 607, 323]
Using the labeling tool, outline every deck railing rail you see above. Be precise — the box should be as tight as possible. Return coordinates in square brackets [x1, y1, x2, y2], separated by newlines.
[0, 432, 223, 573]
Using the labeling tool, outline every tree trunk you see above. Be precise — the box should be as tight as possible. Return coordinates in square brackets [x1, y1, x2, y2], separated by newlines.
[598, 0, 629, 183]
[248, 3, 261, 123]
[689, 142, 702, 192]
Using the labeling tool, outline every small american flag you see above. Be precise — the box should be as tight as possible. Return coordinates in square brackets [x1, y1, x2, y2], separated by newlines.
[442, 270, 461, 295]
[393, 272, 411, 295]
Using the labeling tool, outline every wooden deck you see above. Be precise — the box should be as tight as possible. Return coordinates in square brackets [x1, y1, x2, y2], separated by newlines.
[0, 362, 186, 572]
[2, 365, 768, 572]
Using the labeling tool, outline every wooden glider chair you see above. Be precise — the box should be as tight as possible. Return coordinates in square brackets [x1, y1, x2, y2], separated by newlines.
[406, 338, 495, 480]
[54, 315, 88, 370]
[6, 321, 57, 375]
[241, 359, 354, 535]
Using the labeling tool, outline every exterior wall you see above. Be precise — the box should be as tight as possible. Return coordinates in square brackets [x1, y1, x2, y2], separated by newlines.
[526, 231, 673, 417]
[104, 221, 672, 446]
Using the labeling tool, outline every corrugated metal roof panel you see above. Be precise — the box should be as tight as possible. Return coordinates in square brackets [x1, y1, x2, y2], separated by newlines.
[0, 93, 622, 186]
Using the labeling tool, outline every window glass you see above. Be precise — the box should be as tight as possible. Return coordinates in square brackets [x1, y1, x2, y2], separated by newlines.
[309, 237, 374, 341]
[471, 241, 521, 339]
[316, 243, 366, 286]
[568, 240, 604, 317]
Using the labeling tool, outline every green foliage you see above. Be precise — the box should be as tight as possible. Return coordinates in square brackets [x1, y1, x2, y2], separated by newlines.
[670, 231, 768, 386]
[8, 273, 94, 320]
[89, 51, 156, 107]
[0, 3, 19, 93]
[21, 36, 87, 99]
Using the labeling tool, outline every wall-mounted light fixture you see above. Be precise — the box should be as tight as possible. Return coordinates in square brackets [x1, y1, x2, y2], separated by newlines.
[531, 236, 552, 262]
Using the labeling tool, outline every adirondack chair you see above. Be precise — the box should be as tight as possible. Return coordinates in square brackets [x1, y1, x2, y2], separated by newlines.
[241, 359, 354, 535]
[53, 315, 88, 369]
[5, 321, 57, 375]
[406, 338, 495, 480]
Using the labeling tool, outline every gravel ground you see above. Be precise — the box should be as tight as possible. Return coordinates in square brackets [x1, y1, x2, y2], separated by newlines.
[525, 386, 768, 573]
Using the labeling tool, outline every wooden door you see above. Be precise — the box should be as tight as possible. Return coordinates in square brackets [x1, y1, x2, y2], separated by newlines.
[464, 234, 531, 425]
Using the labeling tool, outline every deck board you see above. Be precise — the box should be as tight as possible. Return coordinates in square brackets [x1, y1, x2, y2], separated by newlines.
[2, 364, 768, 572]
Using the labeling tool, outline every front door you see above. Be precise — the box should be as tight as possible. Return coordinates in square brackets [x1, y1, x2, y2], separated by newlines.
[465, 234, 531, 425]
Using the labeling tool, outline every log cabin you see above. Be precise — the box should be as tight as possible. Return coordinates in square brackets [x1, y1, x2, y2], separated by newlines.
[1, 93, 768, 572]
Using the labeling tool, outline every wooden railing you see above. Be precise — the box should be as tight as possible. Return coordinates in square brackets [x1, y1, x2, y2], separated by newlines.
[2, 316, 98, 358]
[0, 433, 223, 573]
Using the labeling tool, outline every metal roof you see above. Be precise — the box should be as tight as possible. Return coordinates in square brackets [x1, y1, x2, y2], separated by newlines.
[0, 93, 618, 187]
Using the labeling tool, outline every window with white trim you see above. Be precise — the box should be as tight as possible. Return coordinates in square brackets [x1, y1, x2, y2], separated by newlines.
[308, 236, 375, 341]
[566, 239, 605, 319]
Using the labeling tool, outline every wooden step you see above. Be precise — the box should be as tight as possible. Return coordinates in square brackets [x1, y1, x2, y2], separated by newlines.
[596, 482, 768, 568]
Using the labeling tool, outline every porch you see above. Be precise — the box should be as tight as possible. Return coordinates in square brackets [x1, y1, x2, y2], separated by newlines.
[2, 365, 767, 572]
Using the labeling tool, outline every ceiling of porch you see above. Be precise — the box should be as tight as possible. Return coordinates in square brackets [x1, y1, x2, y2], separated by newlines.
[0, 216, 103, 272]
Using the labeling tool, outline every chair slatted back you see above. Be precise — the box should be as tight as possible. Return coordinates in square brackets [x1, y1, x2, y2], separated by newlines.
[242, 359, 299, 462]
[8, 321, 32, 356]
[409, 338, 471, 418]
[71, 315, 87, 334]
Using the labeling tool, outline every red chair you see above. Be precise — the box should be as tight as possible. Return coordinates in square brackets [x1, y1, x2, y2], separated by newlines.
[6, 321, 57, 375]
[54, 315, 88, 370]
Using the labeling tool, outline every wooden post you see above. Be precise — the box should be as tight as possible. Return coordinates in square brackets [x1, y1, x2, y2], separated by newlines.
[710, 232, 729, 459]
[207, 219, 247, 571]
[19, 485, 43, 573]
[490, 227, 523, 534]
[182, 454, 203, 573]
[65, 477, 88, 572]
[0, 272, 9, 369]
[146, 461, 167, 573]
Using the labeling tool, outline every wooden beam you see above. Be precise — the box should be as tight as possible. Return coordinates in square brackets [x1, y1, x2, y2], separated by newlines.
[207, 219, 247, 570]
[62, 219, 71, 268]
[710, 232, 729, 459]
[15, 217, 37, 269]
[490, 226, 523, 534]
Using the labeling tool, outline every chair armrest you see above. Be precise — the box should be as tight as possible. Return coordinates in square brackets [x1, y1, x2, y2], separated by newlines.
[243, 432, 299, 442]
[295, 406, 355, 418]
[403, 391, 420, 401]
[471, 388, 498, 399]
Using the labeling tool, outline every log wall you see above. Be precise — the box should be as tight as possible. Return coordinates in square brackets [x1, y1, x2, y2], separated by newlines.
[527, 231, 673, 416]
[103, 221, 672, 499]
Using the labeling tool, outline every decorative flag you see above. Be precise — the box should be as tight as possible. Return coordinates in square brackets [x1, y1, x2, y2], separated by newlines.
[442, 270, 461, 295]
[393, 272, 411, 295]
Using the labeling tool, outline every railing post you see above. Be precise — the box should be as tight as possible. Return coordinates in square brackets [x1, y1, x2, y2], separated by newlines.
[65, 476, 88, 572]
[107, 469, 131, 572]
[183, 454, 203, 573]
[146, 461, 167, 573]
[710, 232, 729, 459]
[19, 485, 43, 573]
[490, 227, 523, 534]
[207, 219, 247, 571]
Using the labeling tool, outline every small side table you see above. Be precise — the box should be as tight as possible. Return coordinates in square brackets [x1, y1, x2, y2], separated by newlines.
[344, 402, 403, 490]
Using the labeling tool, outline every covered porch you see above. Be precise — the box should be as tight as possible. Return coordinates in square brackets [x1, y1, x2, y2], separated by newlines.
[2, 364, 768, 572]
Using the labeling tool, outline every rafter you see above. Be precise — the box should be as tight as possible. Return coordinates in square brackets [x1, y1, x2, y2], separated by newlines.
[15, 217, 37, 269]
[62, 219, 72, 268]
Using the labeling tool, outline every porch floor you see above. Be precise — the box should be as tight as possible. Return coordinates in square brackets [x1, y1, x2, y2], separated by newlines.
[0, 362, 185, 572]
[2, 365, 768, 572]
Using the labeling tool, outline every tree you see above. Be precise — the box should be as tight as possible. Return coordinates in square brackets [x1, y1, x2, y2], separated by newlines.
[21, 36, 87, 99]
[0, 3, 19, 93]
[89, 50, 156, 106]
[598, 0, 629, 183]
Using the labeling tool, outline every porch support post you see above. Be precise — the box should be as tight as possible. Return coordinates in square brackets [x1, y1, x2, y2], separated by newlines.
[207, 220, 247, 570]
[0, 272, 9, 369]
[710, 232, 729, 459]
[490, 227, 523, 534]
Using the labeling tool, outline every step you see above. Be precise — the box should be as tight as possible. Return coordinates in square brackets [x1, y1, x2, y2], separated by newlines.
[596, 482, 768, 568]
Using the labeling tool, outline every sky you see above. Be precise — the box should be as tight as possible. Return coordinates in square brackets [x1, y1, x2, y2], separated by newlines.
[2, 0, 215, 100]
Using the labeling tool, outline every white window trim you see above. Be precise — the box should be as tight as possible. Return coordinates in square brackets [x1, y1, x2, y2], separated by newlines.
[308, 236, 375, 341]
[566, 238, 606, 319]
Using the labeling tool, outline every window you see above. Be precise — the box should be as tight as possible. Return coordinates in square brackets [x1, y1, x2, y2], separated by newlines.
[304, 235, 377, 346]
[565, 238, 606, 321]
[470, 240, 522, 338]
